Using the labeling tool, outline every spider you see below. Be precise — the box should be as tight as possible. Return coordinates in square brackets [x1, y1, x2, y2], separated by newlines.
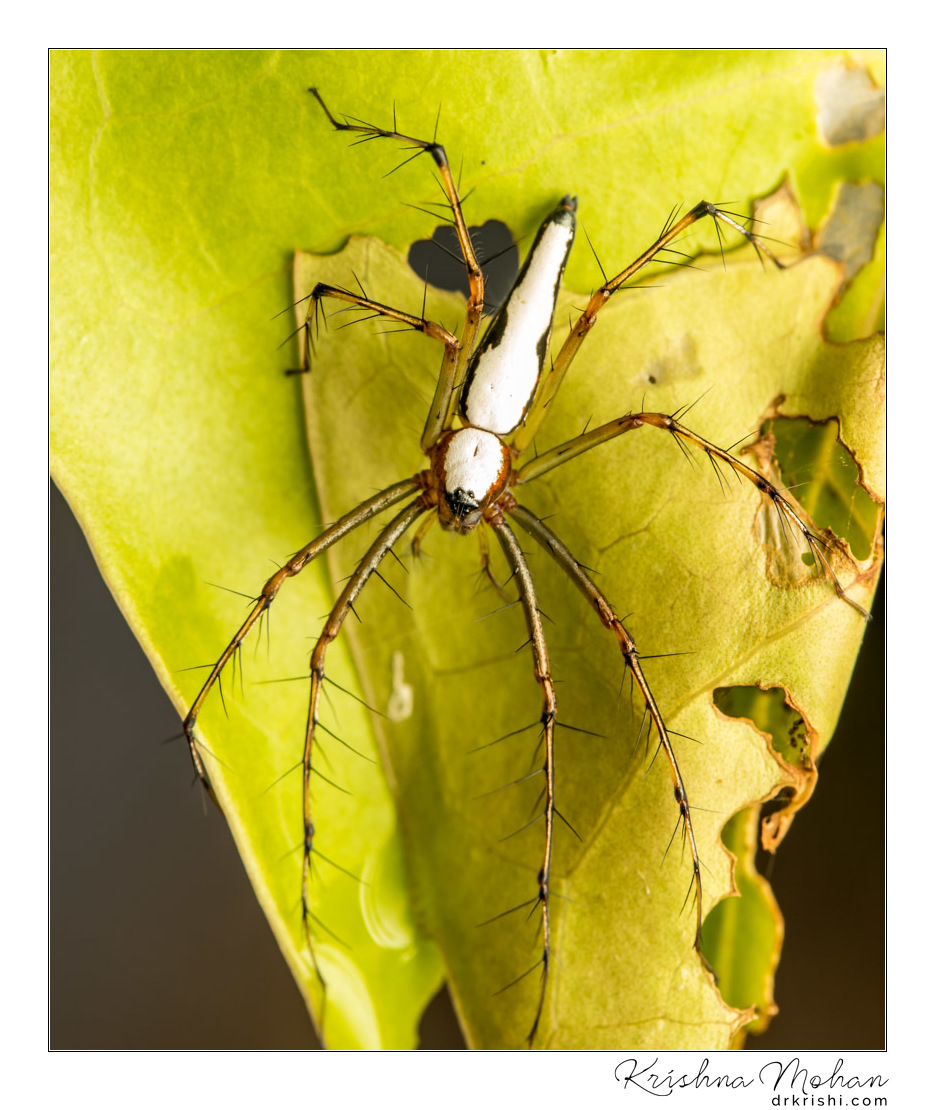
[181, 89, 867, 1047]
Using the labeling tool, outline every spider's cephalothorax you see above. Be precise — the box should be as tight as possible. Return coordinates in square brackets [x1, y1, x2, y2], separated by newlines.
[427, 426, 512, 532]
[180, 89, 868, 1048]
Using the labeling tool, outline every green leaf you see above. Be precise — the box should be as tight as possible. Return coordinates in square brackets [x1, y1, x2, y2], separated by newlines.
[52, 50, 884, 1049]
[700, 806, 782, 1039]
[298, 228, 883, 1048]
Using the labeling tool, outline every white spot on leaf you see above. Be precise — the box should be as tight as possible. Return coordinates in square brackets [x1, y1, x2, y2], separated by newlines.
[387, 650, 413, 722]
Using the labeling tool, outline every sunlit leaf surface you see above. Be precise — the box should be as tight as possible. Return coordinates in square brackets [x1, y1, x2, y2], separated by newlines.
[52, 50, 883, 1048]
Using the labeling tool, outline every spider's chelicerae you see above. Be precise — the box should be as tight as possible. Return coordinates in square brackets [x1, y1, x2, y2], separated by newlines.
[182, 90, 868, 1047]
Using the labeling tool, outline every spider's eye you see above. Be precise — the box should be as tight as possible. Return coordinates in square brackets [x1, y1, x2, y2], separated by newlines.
[445, 487, 480, 519]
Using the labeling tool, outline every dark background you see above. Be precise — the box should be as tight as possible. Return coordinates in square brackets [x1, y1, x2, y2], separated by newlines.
[50, 479, 883, 1050]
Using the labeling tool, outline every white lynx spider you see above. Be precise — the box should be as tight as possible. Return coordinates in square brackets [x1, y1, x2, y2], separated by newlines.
[181, 89, 867, 1046]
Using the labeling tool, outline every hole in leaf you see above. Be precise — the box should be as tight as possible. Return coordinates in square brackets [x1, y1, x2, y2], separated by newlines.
[408, 220, 519, 317]
[701, 684, 815, 1037]
[714, 686, 810, 772]
[815, 64, 885, 147]
[714, 683, 818, 856]
[818, 181, 884, 282]
[700, 807, 779, 1034]
[762, 415, 879, 563]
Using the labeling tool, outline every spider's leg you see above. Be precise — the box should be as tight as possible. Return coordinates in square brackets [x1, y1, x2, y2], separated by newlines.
[298, 281, 460, 453]
[513, 201, 782, 452]
[507, 502, 704, 951]
[515, 409, 867, 618]
[300, 497, 428, 1018]
[489, 513, 557, 1047]
[478, 522, 512, 603]
[410, 511, 435, 559]
[181, 478, 421, 792]
[310, 89, 485, 445]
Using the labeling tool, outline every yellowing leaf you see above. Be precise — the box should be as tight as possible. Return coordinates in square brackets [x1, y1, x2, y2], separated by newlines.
[52, 49, 883, 1049]
[297, 228, 882, 1047]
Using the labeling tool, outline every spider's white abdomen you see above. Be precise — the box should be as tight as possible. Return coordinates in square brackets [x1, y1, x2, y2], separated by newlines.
[463, 198, 576, 437]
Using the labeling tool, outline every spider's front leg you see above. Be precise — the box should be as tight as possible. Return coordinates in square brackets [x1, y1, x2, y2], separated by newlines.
[299, 496, 428, 1020]
[181, 479, 421, 794]
[488, 509, 558, 1047]
[508, 502, 705, 950]
[477, 524, 512, 603]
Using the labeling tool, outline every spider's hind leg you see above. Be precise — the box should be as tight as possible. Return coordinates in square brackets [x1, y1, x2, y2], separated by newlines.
[310, 88, 485, 444]
[514, 200, 783, 453]
[298, 280, 458, 367]
[294, 276, 462, 456]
